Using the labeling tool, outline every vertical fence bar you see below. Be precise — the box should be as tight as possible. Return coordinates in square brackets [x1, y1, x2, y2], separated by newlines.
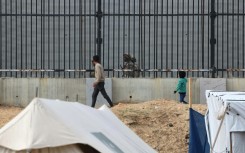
[170, 0, 173, 77]
[222, 0, 224, 77]
[226, 0, 229, 77]
[155, 0, 158, 77]
[160, 0, 163, 77]
[15, 0, 18, 77]
[197, 0, 200, 77]
[232, 0, 234, 77]
[48, 0, 50, 77]
[207, 0, 210, 76]
[36, 0, 38, 77]
[148, 0, 151, 77]
[237, 0, 239, 77]
[4, 0, 6, 76]
[123, 0, 125, 57]
[133, 0, 135, 67]
[74, 0, 76, 77]
[216, 0, 218, 78]
[83, 0, 86, 77]
[94, 0, 97, 71]
[43, 0, 46, 78]
[143, 0, 146, 77]
[112, 0, 115, 77]
[53, 0, 55, 78]
[198, 1, 202, 77]
[177, 0, 179, 72]
[79, 0, 81, 78]
[166, 0, 169, 77]
[58, 0, 61, 77]
[118, 0, 120, 77]
[140, 0, 143, 77]
[128, 0, 130, 56]
[84, 0, 87, 78]
[40, 0, 43, 78]
[187, 0, 189, 77]
[97, 0, 102, 57]
[201, 0, 205, 77]
[25, 0, 27, 77]
[63, 0, 66, 78]
[89, 0, 92, 74]
[102, 0, 104, 70]
[139, 0, 142, 77]
[191, 0, 194, 77]
[182, 0, 184, 70]
[21, 0, 23, 77]
[243, 0, 245, 77]
[10, 0, 13, 77]
[69, 0, 71, 78]
[83, 0, 86, 78]
[43, 0, 45, 78]
[0, 0, 2, 77]
[210, 0, 216, 78]
[4, 0, 7, 77]
[154, 0, 156, 77]
[107, 0, 110, 77]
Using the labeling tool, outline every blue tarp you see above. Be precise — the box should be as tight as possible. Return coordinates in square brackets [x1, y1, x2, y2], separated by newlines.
[189, 108, 210, 153]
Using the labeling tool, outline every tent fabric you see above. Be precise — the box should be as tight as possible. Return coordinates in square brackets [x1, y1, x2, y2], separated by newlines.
[0, 144, 88, 153]
[231, 132, 245, 153]
[205, 90, 245, 153]
[189, 108, 210, 153]
[0, 98, 157, 153]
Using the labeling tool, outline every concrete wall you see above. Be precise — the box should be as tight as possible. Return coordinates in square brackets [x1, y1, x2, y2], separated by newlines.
[112, 78, 180, 102]
[0, 78, 86, 107]
[112, 78, 227, 104]
[0, 78, 244, 107]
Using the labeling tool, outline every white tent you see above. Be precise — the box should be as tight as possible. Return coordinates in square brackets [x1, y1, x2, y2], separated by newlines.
[0, 98, 157, 153]
[205, 90, 245, 153]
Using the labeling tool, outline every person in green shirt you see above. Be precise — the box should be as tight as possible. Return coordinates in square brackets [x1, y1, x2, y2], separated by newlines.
[174, 71, 188, 104]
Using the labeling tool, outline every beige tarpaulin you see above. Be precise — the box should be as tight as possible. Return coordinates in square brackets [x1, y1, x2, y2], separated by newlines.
[0, 98, 157, 153]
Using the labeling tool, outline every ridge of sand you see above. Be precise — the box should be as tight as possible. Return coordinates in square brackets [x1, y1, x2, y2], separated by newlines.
[111, 100, 207, 153]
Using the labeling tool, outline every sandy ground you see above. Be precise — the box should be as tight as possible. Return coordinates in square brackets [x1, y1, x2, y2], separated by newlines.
[0, 105, 23, 128]
[112, 100, 207, 153]
[0, 100, 207, 153]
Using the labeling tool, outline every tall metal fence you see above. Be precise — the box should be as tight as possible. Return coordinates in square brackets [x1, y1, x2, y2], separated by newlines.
[0, 0, 244, 78]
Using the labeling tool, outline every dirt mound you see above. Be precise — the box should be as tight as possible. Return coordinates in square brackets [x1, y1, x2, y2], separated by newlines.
[0, 105, 23, 128]
[0, 100, 207, 153]
[111, 100, 207, 153]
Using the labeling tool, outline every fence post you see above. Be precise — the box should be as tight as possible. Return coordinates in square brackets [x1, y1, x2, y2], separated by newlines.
[189, 78, 192, 108]
[96, 0, 103, 58]
[210, 0, 217, 78]
[0, 1, 2, 77]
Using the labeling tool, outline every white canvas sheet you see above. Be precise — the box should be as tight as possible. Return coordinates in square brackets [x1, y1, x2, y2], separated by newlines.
[231, 132, 245, 153]
[205, 90, 245, 153]
[0, 98, 156, 153]
[0, 144, 85, 153]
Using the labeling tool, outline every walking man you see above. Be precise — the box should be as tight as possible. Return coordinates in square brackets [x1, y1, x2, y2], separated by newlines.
[91, 55, 113, 108]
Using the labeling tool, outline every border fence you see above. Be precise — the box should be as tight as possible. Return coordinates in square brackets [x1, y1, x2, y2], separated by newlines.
[0, 0, 245, 78]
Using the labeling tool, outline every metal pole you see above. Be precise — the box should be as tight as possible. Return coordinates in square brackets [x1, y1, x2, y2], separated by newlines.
[210, 0, 216, 78]
[96, 0, 102, 57]
[188, 78, 192, 108]
[212, 106, 228, 152]
[230, 132, 233, 153]
[0, 0, 2, 77]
